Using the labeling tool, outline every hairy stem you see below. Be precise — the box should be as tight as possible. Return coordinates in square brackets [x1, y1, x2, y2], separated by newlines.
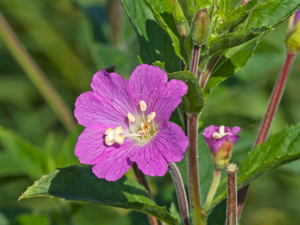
[168, 163, 191, 225]
[237, 51, 297, 217]
[0, 12, 75, 131]
[132, 164, 161, 225]
[187, 45, 205, 225]
[226, 163, 238, 225]
[203, 169, 221, 211]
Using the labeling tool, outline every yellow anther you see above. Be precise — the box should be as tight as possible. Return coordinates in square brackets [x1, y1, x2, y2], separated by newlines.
[139, 100, 147, 112]
[104, 126, 125, 146]
[127, 112, 135, 123]
[147, 112, 156, 123]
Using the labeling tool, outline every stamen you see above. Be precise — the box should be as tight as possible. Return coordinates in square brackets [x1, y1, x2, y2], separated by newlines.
[219, 125, 225, 135]
[127, 112, 135, 123]
[104, 126, 125, 146]
[147, 112, 156, 123]
[212, 125, 232, 139]
[139, 100, 147, 112]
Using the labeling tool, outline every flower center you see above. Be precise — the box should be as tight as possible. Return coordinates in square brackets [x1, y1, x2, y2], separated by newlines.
[104, 101, 158, 146]
[212, 125, 232, 139]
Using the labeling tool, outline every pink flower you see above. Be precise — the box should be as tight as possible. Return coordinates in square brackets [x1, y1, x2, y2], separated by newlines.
[74, 64, 189, 181]
[202, 125, 240, 168]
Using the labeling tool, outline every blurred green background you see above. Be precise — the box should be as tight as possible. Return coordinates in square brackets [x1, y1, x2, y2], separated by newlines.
[0, 0, 300, 225]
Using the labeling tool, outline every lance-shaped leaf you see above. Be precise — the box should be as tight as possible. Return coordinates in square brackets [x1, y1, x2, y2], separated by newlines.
[168, 70, 205, 114]
[19, 166, 178, 225]
[206, 124, 300, 213]
[121, 0, 181, 72]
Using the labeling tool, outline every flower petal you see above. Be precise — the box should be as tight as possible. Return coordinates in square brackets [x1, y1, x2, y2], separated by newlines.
[129, 143, 169, 177]
[129, 65, 188, 123]
[75, 92, 128, 127]
[202, 125, 219, 138]
[154, 122, 188, 162]
[75, 124, 134, 181]
[129, 122, 188, 177]
[230, 126, 241, 135]
[91, 70, 139, 118]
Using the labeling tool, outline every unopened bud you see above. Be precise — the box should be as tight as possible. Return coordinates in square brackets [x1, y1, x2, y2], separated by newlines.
[171, 0, 187, 25]
[190, 8, 210, 45]
[286, 10, 300, 53]
[211, 139, 233, 169]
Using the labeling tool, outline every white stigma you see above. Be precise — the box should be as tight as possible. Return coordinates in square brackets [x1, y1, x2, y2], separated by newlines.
[105, 126, 125, 146]
[212, 125, 232, 139]
[127, 112, 135, 123]
[147, 112, 156, 123]
[139, 100, 147, 112]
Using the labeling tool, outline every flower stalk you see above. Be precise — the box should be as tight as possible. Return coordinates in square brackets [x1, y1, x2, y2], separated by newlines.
[237, 51, 297, 217]
[203, 169, 221, 211]
[168, 163, 190, 225]
[226, 163, 238, 225]
[200, 55, 221, 89]
[0, 12, 76, 131]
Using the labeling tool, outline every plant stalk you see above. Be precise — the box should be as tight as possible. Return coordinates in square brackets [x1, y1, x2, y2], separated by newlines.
[168, 163, 191, 225]
[226, 163, 238, 225]
[237, 51, 297, 217]
[0, 12, 75, 131]
[203, 169, 221, 211]
[132, 164, 161, 225]
[187, 44, 205, 225]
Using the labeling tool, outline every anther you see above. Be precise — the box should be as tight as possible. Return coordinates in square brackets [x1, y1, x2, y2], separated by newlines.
[139, 100, 147, 112]
[147, 112, 156, 123]
[127, 113, 135, 123]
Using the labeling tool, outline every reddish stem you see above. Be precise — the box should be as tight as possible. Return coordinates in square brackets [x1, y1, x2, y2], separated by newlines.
[237, 51, 296, 217]
[226, 164, 238, 225]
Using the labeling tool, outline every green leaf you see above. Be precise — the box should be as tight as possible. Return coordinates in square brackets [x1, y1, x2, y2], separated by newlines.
[121, 0, 181, 72]
[204, 36, 261, 95]
[208, 124, 300, 212]
[245, 0, 300, 29]
[19, 166, 179, 225]
[0, 126, 44, 179]
[168, 71, 205, 114]
[144, 0, 188, 66]
[215, 0, 259, 34]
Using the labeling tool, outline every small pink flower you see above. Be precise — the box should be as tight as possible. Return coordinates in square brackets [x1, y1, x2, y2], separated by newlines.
[203, 125, 240, 168]
[74, 64, 189, 181]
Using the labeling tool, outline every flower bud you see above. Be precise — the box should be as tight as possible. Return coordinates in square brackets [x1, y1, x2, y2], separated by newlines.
[203, 125, 241, 169]
[286, 10, 300, 53]
[190, 8, 210, 45]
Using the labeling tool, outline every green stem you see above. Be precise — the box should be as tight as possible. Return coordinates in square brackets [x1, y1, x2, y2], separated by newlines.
[199, 55, 221, 89]
[237, 50, 297, 217]
[187, 44, 205, 225]
[203, 169, 221, 211]
[0, 12, 75, 131]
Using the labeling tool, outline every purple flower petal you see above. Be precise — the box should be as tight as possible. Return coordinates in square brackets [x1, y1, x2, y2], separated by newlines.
[75, 92, 128, 127]
[75, 124, 134, 181]
[128, 65, 188, 124]
[154, 122, 189, 162]
[231, 126, 241, 135]
[129, 143, 169, 177]
[129, 122, 188, 177]
[91, 70, 140, 117]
